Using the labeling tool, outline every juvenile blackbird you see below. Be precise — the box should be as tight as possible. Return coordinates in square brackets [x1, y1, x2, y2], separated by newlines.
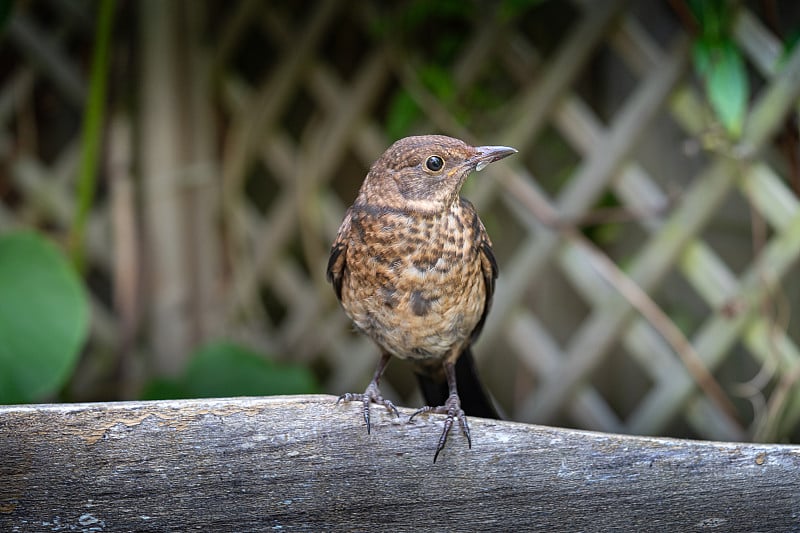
[327, 135, 516, 461]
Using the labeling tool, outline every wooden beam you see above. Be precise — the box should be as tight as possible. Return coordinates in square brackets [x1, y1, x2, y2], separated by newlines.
[1, 395, 798, 531]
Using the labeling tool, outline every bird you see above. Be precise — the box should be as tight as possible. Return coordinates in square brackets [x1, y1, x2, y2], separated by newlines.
[327, 135, 516, 462]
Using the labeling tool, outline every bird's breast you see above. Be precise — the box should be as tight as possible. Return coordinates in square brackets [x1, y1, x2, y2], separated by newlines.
[341, 205, 486, 361]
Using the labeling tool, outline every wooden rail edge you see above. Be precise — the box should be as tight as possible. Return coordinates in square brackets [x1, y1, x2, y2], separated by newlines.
[1, 394, 798, 531]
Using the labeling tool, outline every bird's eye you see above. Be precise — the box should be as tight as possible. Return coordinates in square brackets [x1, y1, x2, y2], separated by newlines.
[425, 155, 444, 172]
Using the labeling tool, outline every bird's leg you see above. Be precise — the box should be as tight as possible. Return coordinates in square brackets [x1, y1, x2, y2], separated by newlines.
[337, 352, 399, 433]
[409, 360, 471, 463]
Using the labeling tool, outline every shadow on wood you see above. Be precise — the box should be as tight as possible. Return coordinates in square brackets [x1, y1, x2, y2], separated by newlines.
[1, 394, 798, 531]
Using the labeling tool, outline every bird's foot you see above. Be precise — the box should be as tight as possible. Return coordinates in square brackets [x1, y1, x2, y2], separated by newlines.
[409, 392, 471, 463]
[337, 381, 399, 434]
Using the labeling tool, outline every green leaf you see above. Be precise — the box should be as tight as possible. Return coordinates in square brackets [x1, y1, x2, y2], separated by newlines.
[693, 39, 748, 138]
[687, 0, 731, 40]
[0, 231, 89, 403]
[141, 341, 318, 400]
[691, 39, 712, 77]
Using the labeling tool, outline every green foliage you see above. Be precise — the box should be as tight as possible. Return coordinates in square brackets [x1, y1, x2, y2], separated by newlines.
[499, 0, 550, 21]
[385, 65, 463, 139]
[377, 0, 548, 33]
[141, 341, 318, 400]
[420, 64, 458, 102]
[689, 0, 732, 39]
[70, 0, 115, 272]
[386, 91, 422, 141]
[371, 0, 472, 38]
[0, 0, 14, 31]
[692, 38, 748, 138]
[377, 0, 547, 139]
[0, 231, 90, 404]
[784, 30, 800, 58]
[688, 0, 749, 139]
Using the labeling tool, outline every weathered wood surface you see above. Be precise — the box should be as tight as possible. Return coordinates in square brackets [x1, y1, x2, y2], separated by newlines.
[1, 395, 798, 532]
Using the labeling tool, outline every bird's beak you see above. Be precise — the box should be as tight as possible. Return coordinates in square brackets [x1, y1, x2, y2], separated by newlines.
[473, 145, 518, 171]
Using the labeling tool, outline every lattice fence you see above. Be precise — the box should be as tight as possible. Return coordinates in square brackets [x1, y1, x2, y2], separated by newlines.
[4, 0, 800, 443]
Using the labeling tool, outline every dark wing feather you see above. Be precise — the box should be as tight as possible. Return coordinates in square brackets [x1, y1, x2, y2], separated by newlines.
[326, 207, 353, 301]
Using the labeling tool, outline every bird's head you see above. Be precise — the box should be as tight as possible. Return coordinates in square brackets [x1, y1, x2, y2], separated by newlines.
[355, 135, 517, 213]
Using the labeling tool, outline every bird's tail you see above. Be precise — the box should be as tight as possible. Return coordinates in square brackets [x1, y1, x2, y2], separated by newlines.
[414, 346, 500, 419]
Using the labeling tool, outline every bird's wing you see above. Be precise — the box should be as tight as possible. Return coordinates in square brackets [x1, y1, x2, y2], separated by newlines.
[326, 207, 353, 301]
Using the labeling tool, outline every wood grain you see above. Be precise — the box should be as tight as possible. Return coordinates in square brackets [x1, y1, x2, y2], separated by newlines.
[1, 395, 798, 531]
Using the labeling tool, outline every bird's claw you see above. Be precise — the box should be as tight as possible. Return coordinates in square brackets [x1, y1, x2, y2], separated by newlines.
[337, 382, 398, 434]
[410, 393, 471, 462]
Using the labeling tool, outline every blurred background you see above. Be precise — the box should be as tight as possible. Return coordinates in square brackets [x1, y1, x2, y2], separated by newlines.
[3, 0, 800, 444]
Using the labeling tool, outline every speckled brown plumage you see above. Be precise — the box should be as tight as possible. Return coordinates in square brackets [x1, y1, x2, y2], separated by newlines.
[327, 135, 516, 462]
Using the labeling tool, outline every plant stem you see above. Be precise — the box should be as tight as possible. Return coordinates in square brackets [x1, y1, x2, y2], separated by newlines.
[70, 0, 116, 272]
